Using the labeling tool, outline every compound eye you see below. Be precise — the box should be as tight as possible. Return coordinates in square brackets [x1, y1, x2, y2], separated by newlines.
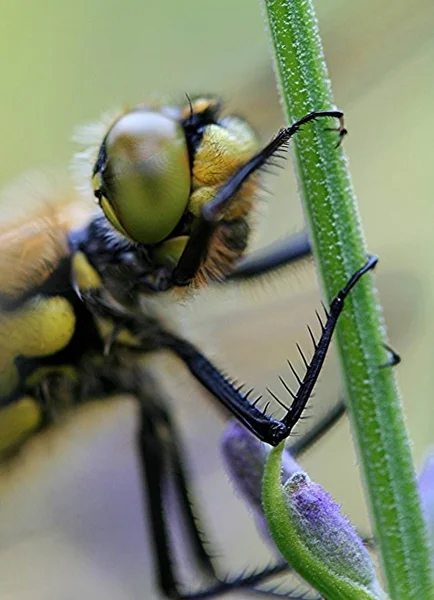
[97, 110, 191, 244]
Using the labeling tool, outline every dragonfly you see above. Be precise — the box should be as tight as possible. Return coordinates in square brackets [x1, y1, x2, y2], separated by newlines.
[0, 95, 379, 599]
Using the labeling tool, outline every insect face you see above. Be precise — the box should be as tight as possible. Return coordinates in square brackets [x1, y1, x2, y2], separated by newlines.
[90, 97, 260, 289]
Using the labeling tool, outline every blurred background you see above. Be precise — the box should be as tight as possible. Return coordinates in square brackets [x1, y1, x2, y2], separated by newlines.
[0, 0, 434, 598]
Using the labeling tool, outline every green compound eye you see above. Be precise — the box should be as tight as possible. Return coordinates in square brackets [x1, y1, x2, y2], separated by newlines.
[99, 110, 191, 244]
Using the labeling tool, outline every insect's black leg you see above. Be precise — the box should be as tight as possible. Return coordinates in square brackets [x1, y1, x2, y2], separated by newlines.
[228, 232, 311, 281]
[164, 334, 287, 444]
[137, 394, 309, 599]
[138, 390, 225, 598]
[287, 342, 401, 459]
[138, 403, 180, 597]
[156, 403, 217, 575]
[380, 343, 401, 368]
[178, 562, 291, 599]
[172, 110, 345, 286]
[278, 255, 378, 436]
[167, 255, 377, 446]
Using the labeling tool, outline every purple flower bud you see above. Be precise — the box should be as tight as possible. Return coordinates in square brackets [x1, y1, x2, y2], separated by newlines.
[222, 421, 383, 597]
[418, 453, 434, 549]
[284, 472, 378, 590]
[221, 421, 300, 544]
[221, 421, 300, 511]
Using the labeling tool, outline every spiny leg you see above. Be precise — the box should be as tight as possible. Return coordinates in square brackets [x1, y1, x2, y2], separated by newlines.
[79, 254, 373, 450]
[276, 255, 378, 436]
[228, 241, 400, 451]
[137, 395, 221, 598]
[155, 401, 217, 575]
[137, 393, 310, 599]
[138, 402, 178, 597]
[380, 343, 401, 368]
[168, 256, 377, 447]
[77, 257, 382, 595]
[178, 563, 294, 600]
[287, 341, 402, 457]
[228, 232, 311, 281]
[286, 340, 401, 459]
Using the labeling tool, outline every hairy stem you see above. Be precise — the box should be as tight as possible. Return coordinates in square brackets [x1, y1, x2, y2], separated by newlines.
[259, 0, 433, 597]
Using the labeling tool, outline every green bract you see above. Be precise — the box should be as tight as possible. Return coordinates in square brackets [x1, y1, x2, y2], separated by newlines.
[262, 443, 386, 600]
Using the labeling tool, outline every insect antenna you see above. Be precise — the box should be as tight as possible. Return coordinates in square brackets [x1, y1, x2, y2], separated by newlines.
[184, 93, 194, 127]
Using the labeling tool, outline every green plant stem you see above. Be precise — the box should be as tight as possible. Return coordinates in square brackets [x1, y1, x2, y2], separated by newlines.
[260, 0, 433, 597]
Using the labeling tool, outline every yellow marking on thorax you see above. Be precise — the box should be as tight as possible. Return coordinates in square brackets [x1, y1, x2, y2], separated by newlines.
[0, 396, 42, 456]
[0, 296, 76, 398]
[72, 251, 142, 350]
[25, 365, 78, 388]
[72, 251, 103, 293]
[188, 119, 259, 220]
[192, 123, 257, 187]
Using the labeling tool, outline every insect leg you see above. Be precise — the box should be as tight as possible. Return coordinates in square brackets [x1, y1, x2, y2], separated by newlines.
[155, 402, 218, 575]
[172, 110, 345, 286]
[167, 255, 377, 446]
[137, 396, 218, 598]
[138, 400, 184, 598]
[277, 255, 378, 435]
[380, 343, 401, 368]
[287, 341, 401, 458]
[137, 391, 303, 598]
[228, 231, 311, 281]
[229, 248, 400, 452]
